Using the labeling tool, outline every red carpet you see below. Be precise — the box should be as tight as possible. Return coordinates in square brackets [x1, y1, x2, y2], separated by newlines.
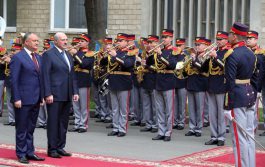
[0, 144, 264, 167]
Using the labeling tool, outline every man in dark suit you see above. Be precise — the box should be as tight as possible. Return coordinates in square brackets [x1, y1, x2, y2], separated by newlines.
[42, 32, 79, 158]
[10, 32, 45, 164]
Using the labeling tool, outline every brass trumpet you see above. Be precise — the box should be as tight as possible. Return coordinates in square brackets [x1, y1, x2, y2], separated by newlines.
[67, 45, 83, 64]
[147, 41, 165, 54]
[198, 42, 218, 63]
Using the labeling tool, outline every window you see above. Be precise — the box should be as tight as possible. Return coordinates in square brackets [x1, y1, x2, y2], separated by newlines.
[50, 0, 87, 32]
[0, 0, 17, 32]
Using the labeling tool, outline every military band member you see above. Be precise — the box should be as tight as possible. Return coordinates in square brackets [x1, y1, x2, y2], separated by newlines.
[36, 39, 51, 129]
[151, 29, 177, 142]
[173, 38, 187, 130]
[3, 43, 22, 126]
[246, 31, 265, 136]
[128, 34, 144, 126]
[224, 22, 257, 167]
[139, 36, 158, 133]
[68, 33, 94, 133]
[203, 31, 230, 146]
[95, 37, 113, 123]
[107, 33, 135, 137]
[184, 37, 208, 137]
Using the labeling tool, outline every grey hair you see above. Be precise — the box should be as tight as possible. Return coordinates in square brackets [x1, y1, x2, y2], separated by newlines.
[54, 32, 66, 41]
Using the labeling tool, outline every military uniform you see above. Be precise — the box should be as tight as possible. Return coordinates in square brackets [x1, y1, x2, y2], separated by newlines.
[203, 31, 229, 146]
[152, 29, 177, 141]
[246, 31, 265, 134]
[184, 37, 208, 137]
[225, 23, 257, 167]
[128, 34, 143, 126]
[173, 38, 187, 130]
[94, 37, 113, 123]
[139, 36, 158, 132]
[71, 34, 94, 132]
[107, 33, 135, 137]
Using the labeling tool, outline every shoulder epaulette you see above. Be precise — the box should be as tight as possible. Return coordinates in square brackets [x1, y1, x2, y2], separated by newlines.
[223, 49, 234, 61]
[255, 48, 265, 55]
[85, 51, 95, 57]
[172, 47, 182, 55]
[127, 48, 138, 56]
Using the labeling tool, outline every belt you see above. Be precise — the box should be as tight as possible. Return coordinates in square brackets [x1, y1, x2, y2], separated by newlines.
[235, 79, 250, 84]
[110, 71, 131, 75]
[75, 68, 90, 74]
[157, 70, 174, 74]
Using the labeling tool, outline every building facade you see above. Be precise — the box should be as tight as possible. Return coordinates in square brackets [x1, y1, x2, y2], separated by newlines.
[0, 0, 265, 49]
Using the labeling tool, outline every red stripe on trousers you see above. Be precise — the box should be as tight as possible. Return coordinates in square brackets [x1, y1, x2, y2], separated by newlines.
[85, 88, 90, 129]
[231, 109, 242, 167]
[125, 91, 130, 132]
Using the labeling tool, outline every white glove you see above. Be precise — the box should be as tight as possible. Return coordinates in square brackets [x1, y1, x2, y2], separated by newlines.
[175, 62, 184, 70]
[257, 92, 262, 98]
[224, 110, 233, 121]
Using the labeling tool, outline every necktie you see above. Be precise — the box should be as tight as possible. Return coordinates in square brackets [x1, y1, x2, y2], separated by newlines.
[31, 52, 39, 71]
[61, 51, 70, 70]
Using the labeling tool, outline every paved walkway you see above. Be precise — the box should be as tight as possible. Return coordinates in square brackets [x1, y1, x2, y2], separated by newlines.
[0, 115, 265, 163]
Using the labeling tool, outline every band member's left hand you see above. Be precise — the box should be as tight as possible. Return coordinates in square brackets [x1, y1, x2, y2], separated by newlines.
[40, 99, 45, 106]
[209, 50, 217, 58]
[154, 47, 162, 55]
[73, 94, 79, 102]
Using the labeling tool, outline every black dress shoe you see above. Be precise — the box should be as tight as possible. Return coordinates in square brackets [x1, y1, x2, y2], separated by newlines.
[106, 124, 113, 129]
[104, 119, 112, 123]
[57, 149, 72, 156]
[69, 122, 75, 125]
[78, 128, 87, 133]
[164, 136, 171, 141]
[150, 128, 158, 133]
[117, 132, 126, 137]
[152, 135, 165, 140]
[27, 154, 45, 161]
[10, 122, 16, 126]
[173, 125, 179, 129]
[195, 132, 201, 137]
[203, 122, 210, 127]
[259, 132, 265, 136]
[205, 139, 218, 145]
[48, 152, 62, 158]
[68, 128, 79, 132]
[177, 126, 184, 130]
[36, 125, 46, 129]
[217, 140, 225, 146]
[185, 131, 195, 136]
[140, 127, 152, 132]
[130, 122, 141, 126]
[18, 156, 29, 164]
[108, 131, 118, 136]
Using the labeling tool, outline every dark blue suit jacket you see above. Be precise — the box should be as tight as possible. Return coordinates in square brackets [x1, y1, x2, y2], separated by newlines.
[10, 49, 42, 105]
[42, 47, 78, 101]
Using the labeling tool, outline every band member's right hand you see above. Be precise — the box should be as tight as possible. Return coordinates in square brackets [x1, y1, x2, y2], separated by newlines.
[45, 95, 53, 104]
[108, 49, 117, 57]
[14, 100, 22, 108]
